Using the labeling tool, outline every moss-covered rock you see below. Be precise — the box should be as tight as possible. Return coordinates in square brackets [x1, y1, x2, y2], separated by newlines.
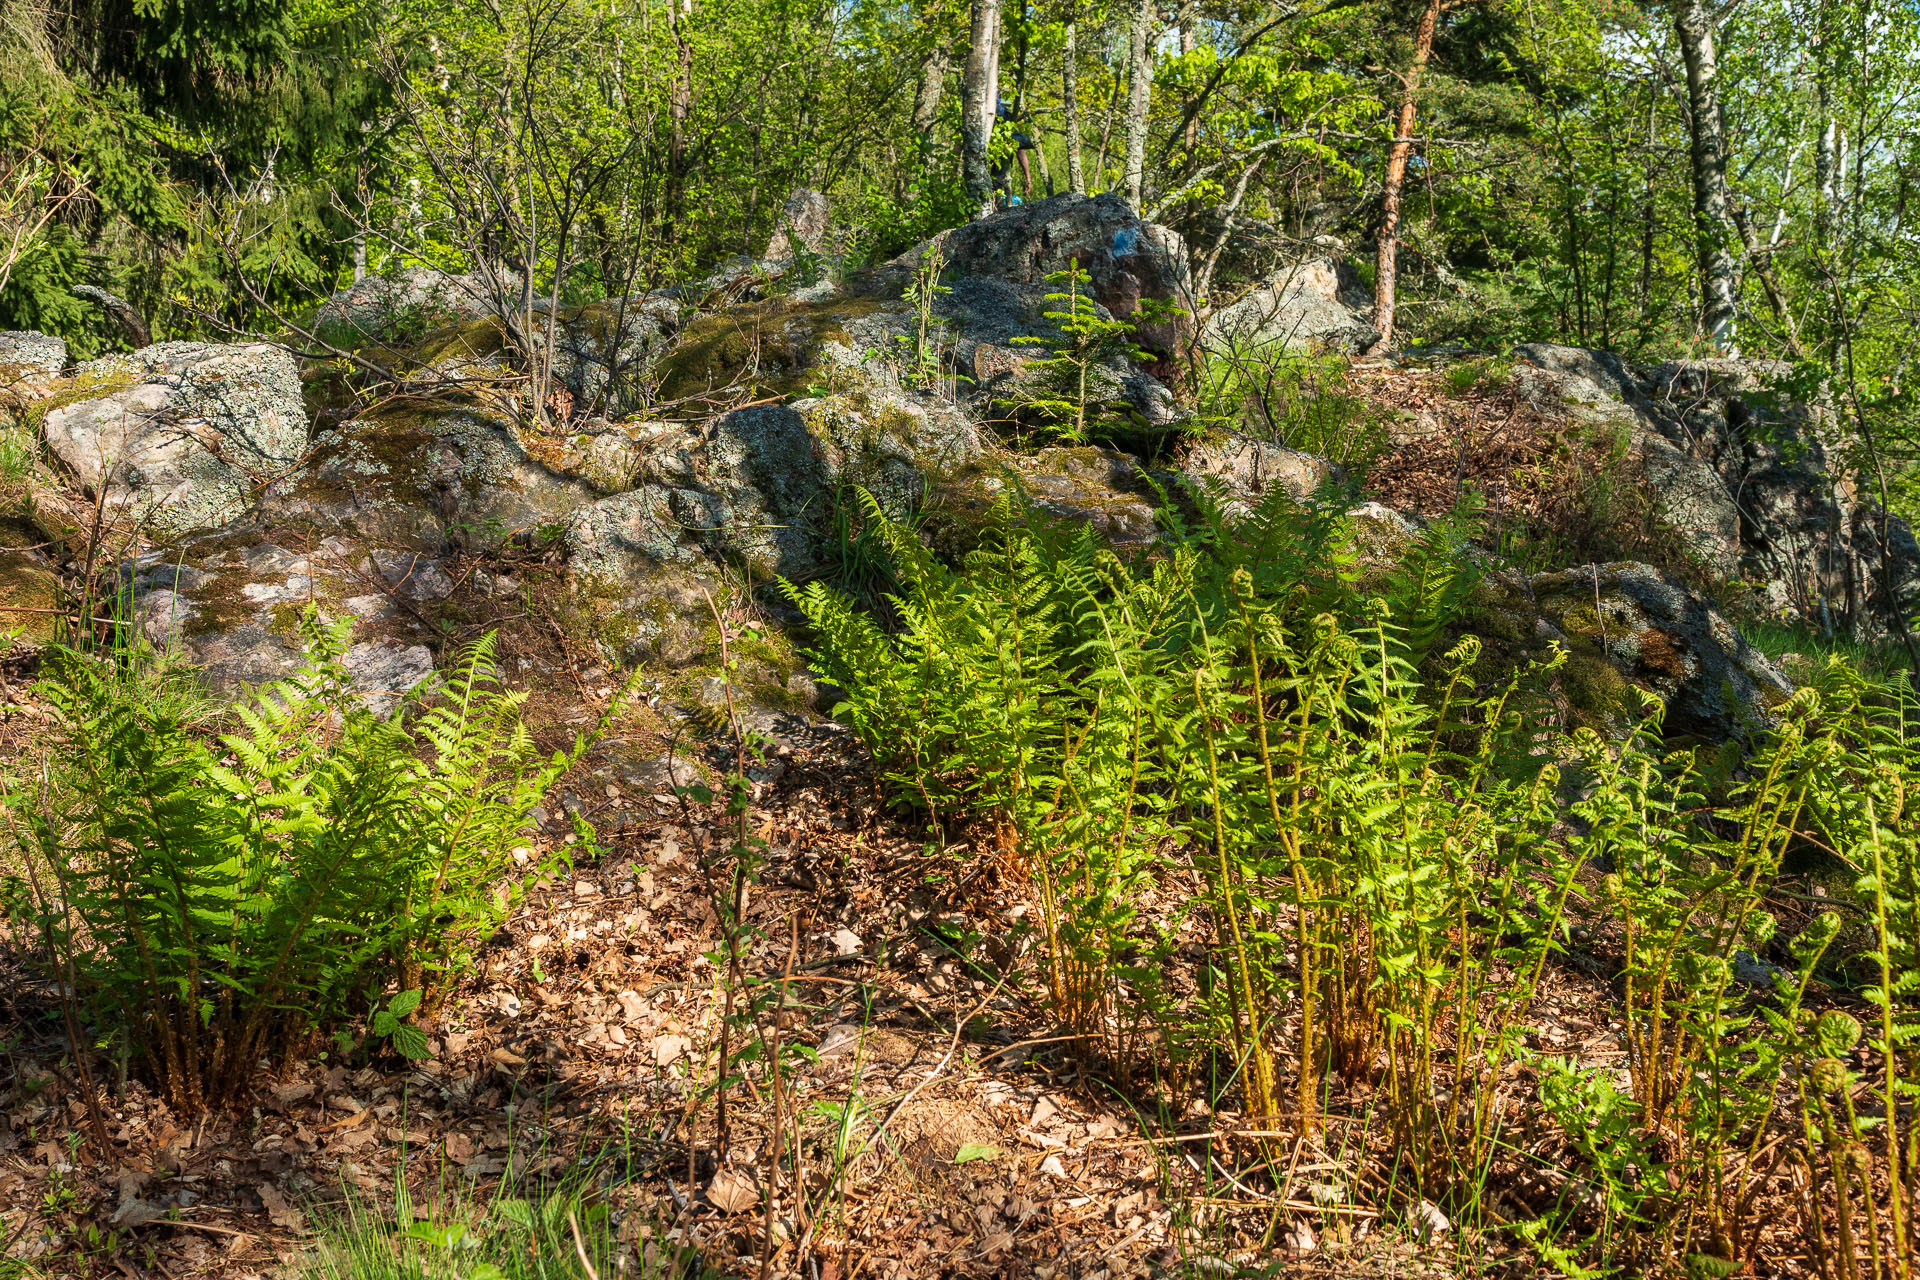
[0, 516, 60, 648]
[263, 400, 600, 552]
[1467, 560, 1792, 741]
[129, 527, 439, 707]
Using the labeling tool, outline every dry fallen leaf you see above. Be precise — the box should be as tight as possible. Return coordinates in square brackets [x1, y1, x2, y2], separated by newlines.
[706, 1167, 759, 1215]
[444, 1132, 476, 1162]
[255, 1181, 305, 1231]
[269, 1082, 315, 1108]
[652, 1033, 691, 1067]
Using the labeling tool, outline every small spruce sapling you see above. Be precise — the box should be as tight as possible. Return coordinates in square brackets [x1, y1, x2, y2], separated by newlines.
[1003, 259, 1151, 442]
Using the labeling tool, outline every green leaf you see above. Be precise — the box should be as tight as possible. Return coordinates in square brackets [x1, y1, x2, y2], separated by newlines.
[372, 1011, 398, 1037]
[388, 989, 423, 1018]
[390, 1025, 432, 1060]
[952, 1143, 1001, 1164]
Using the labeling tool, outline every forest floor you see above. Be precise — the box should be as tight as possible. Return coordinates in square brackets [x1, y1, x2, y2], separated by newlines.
[0, 618, 1477, 1280]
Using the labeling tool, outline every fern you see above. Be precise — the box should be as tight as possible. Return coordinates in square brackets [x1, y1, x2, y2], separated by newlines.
[5, 611, 596, 1111]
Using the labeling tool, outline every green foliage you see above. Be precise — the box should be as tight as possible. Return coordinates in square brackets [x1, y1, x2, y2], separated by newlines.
[790, 487, 1920, 1275]
[1197, 347, 1391, 477]
[894, 238, 954, 394]
[2, 611, 595, 1111]
[303, 1148, 695, 1280]
[999, 261, 1152, 444]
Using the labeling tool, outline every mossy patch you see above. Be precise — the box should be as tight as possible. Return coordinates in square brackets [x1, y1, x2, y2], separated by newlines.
[0, 547, 60, 644]
[22, 368, 141, 434]
[652, 293, 902, 404]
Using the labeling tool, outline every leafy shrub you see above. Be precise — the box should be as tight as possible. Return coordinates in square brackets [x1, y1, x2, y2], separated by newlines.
[3, 613, 593, 1112]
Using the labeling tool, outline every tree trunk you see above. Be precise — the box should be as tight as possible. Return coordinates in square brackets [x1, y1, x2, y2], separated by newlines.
[1177, 0, 1198, 151]
[1063, 14, 1084, 193]
[666, 0, 695, 231]
[1368, 0, 1441, 355]
[961, 0, 1003, 219]
[1123, 0, 1153, 210]
[911, 41, 951, 159]
[1674, 0, 1739, 355]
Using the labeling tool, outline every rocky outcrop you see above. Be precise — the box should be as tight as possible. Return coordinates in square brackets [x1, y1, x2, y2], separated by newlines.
[40, 343, 308, 540]
[1201, 258, 1375, 356]
[1513, 343, 1920, 639]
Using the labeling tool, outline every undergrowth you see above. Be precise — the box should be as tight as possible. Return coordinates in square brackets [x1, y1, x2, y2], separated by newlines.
[787, 484, 1920, 1278]
[0, 612, 606, 1113]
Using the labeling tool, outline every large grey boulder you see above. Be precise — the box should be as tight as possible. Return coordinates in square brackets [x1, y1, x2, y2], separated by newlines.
[1511, 346, 1741, 578]
[1201, 259, 1376, 356]
[41, 343, 308, 539]
[1181, 433, 1345, 515]
[763, 188, 832, 267]
[901, 193, 1193, 377]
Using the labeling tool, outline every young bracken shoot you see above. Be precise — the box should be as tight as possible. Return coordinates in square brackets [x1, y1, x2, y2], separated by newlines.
[790, 482, 1920, 1278]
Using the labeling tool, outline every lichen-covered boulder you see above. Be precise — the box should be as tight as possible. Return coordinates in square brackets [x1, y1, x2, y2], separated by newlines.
[40, 343, 308, 540]
[0, 330, 66, 381]
[127, 527, 439, 708]
[1201, 258, 1375, 355]
[1480, 561, 1791, 741]
[313, 267, 499, 338]
[262, 402, 601, 552]
[565, 364, 984, 586]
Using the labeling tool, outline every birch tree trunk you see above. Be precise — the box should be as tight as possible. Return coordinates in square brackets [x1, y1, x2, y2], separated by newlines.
[962, 0, 1003, 220]
[1368, 0, 1441, 355]
[1674, 0, 1740, 354]
[1063, 12, 1084, 193]
[1123, 0, 1153, 210]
